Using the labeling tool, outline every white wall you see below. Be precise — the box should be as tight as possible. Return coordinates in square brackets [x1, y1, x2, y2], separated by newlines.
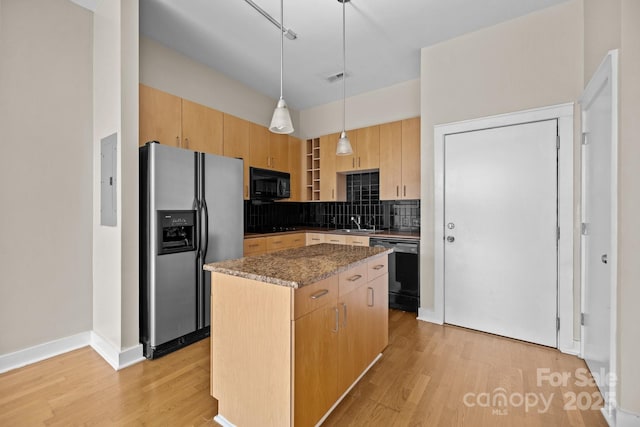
[0, 0, 93, 354]
[297, 79, 420, 139]
[140, 36, 293, 132]
[419, 0, 584, 323]
[92, 0, 140, 352]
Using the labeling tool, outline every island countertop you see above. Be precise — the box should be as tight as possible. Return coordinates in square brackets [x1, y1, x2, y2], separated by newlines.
[203, 243, 392, 289]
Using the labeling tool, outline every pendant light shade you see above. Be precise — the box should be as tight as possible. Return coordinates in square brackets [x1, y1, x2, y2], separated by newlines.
[270, 0, 294, 134]
[336, 0, 352, 155]
[336, 131, 352, 155]
[270, 98, 294, 134]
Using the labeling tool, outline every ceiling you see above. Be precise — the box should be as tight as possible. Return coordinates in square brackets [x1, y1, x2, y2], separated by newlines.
[140, 0, 568, 111]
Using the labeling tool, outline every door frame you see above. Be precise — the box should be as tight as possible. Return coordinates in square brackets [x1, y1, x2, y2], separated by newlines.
[579, 50, 618, 417]
[428, 103, 575, 353]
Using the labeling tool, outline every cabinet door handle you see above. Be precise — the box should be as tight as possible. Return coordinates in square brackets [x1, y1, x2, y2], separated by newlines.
[373, 264, 385, 270]
[332, 189, 334, 199]
[396, 185, 399, 197]
[245, 185, 249, 198]
[367, 287, 374, 307]
[185, 137, 189, 147]
[358, 157, 361, 168]
[347, 274, 362, 282]
[352, 158, 355, 168]
[310, 289, 329, 300]
[332, 307, 339, 332]
[342, 303, 347, 328]
[404, 185, 406, 197]
[176, 136, 180, 147]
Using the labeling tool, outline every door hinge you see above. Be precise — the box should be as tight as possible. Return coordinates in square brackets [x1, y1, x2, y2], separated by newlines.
[556, 317, 560, 331]
[581, 222, 590, 236]
[557, 226, 560, 241]
[582, 132, 589, 145]
[581, 312, 585, 326]
[556, 134, 560, 149]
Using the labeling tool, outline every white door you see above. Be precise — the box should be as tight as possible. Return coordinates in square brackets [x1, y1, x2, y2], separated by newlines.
[581, 51, 617, 410]
[444, 120, 558, 347]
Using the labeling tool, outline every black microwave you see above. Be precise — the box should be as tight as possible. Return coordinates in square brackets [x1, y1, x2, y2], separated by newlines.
[250, 167, 291, 200]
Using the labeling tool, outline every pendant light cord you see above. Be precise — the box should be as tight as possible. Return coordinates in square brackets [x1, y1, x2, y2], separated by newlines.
[280, 0, 284, 100]
[342, 0, 346, 132]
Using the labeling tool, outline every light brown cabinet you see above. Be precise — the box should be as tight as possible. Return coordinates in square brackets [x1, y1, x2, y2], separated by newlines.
[223, 114, 251, 200]
[210, 252, 388, 426]
[288, 136, 303, 201]
[139, 85, 224, 156]
[249, 124, 289, 172]
[380, 117, 420, 200]
[244, 233, 306, 256]
[243, 237, 266, 256]
[139, 84, 182, 147]
[319, 133, 345, 201]
[306, 233, 325, 245]
[181, 99, 223, 155]
[336, 125, 380, 172]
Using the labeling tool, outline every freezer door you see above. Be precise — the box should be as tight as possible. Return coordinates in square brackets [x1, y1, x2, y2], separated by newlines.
[148, 144, 198, 345]
[200, 153, 244, 327]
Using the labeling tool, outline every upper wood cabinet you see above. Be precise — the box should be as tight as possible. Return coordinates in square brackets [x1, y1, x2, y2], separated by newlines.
[287, 136, 303, 201]
[269, 133, 289, 172]
[401, 118, 421, 199]
[249, 124, 289, 172]
[249, 123, 270, 169]
[181, 99, 223, 155]
[139, 84, 181, 147]
[223, 114, 251, 200]
[336, 125, 380, 172]
[139, 84, 224, 156]
[320, 133, 340, 201]
[380, 117, 420, 200]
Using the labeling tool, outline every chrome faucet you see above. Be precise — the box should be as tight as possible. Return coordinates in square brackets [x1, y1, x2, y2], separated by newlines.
[351, 216, 361, 230]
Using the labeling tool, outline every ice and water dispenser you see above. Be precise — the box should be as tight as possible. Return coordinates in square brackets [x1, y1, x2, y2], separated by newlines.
[157, 210, 196, 255]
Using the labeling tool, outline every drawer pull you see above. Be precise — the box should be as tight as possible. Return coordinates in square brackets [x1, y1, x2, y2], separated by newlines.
[312, 238, 321, 241]
[372, 264, 385, 270]
[273, 240, 283, 244]
[310, 289, 329, 300]
[367, 287, 374, 307]
[347, 274, 362, 282]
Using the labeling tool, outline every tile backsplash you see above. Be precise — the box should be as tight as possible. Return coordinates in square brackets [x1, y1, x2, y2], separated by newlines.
[245, 171, 420, 232]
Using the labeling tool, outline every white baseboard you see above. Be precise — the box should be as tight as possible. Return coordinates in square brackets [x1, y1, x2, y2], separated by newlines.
[560, 339, 581, 356]
[0, 331, 144, 374]
[417, 307, 443, 325]
[90, 331, 144, 371]
[615, 407, 640, 427]
[0, 331, 91, 374]
[213, 414, 236, 427]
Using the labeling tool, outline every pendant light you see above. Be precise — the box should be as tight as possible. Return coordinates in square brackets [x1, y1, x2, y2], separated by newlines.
[269, 0, 294, 134]
[336, 0, 353, 155]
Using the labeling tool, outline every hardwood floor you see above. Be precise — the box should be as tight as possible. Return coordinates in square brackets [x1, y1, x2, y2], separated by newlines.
[0, 310, 607, 426]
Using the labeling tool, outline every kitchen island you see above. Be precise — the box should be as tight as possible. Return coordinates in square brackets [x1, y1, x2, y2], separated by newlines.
[204, 243, 392, 427]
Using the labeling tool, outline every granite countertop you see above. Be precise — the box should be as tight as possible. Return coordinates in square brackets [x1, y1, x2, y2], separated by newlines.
[203, 243, 392, 289]
[244, 227, 420, 241]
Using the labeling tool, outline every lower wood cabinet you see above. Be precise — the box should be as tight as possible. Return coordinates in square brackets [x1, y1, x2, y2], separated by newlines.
[244, 233, 306, 256]
[210, 254, 389, 427]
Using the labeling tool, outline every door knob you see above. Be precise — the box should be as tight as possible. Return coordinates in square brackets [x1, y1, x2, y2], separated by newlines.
[447, 222, 455, 229]
[601, 254, 608, 264]
[446, 236, 455, 243]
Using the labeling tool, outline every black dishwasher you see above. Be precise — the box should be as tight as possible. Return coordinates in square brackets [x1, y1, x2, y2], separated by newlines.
[370, 238, 420, 313]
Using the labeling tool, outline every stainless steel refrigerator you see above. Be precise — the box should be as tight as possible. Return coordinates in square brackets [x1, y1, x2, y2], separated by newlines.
[139, 142, 243, 359]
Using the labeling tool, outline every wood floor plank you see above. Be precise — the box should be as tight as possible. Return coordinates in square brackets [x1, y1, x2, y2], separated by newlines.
[0, 310, 608, 426]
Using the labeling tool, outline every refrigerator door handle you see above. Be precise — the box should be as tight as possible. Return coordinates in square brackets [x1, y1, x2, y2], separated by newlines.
[201, 199, 209, 260]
